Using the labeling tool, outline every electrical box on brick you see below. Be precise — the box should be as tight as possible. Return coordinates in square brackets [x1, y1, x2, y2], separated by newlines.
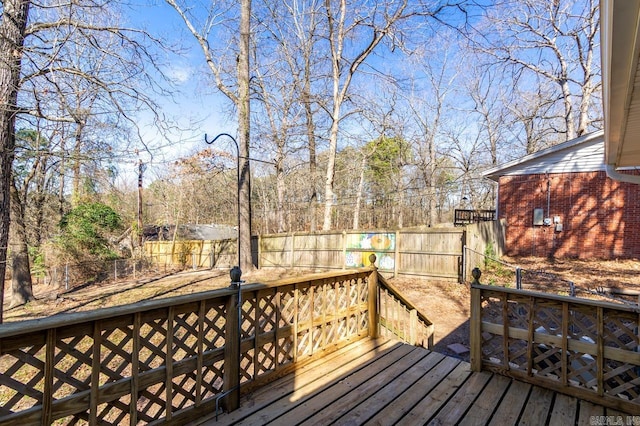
[533, 208, 544, 226]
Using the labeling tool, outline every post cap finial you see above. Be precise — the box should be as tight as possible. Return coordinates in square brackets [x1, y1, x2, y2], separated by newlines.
[230, 266, 242, 286]
[369, 253, 377, 266]
[471, 267, 482, 284]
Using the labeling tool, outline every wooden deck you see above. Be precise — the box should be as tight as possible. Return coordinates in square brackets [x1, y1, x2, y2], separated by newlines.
[196, 338, 636, 425]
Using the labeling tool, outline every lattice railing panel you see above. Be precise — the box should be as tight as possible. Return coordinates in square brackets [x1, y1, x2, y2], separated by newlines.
[297, 286, 312, 325]
[277, 336, 294, 365]
[258, 292, 277, 333]
[173, 312, 199, 361]
[99, 326, 133, 386]
[256, 341, 277, 377]
[472, 285, 640, 414]
[604, 361, 640, 402]
[508, 338, 528, 370]
[52, 334, 93, 398]
[603, 311, 638, 350]
[97, 396, 130, 425]
[138, 318, 167, 372]
[337, 281, 348, 310]
[241, 298, 256, 339]
[481, 331, 503, 363]
[172, 372, 197, 411]
[480, 294, 502, 325]
[279, 287, 296, 327]
[569, 308, 597, 343]
[568, 350, 597, 388]
[533, 304, 562, 335]
[240, 348, 254, 384]
[202, 302, 226, 350]
[532, 343, 562, 379]
[137, 382, 166, 423]
[313, 284, 325, 319]
[0, 269, 382, 424]
[200, 360, 224, 400]
[507, 300, 530, 330]
[0, 344, 46, 415]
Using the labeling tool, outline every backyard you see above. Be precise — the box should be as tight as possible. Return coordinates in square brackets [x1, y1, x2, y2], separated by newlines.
[2, 256, 639, 363]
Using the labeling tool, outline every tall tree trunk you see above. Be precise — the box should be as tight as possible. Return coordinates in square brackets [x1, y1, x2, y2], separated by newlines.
[427, 135, 437, 227]
[237, 0, 253, 271]
[303, 83, 317, 232]
[276, 161, 285, 233]
[559, 77, 576, 140]
[9, 179, 33, 307]
[353, 156, 366, 230]
[72, 120, 84, 205]
[0, 0, 31, 323]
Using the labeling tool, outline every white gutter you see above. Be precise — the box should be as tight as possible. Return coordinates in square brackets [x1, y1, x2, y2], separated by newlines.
[605, 164, 640, 184]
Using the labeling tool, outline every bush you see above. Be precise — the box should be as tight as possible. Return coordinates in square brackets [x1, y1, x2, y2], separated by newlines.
[58, 202, 122, 260]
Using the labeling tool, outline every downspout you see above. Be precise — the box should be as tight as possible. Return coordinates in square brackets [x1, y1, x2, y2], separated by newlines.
[605, 164, 640, 184]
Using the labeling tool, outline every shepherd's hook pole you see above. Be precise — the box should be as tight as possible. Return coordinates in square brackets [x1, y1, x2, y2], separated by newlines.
[205, 133, 241, 270]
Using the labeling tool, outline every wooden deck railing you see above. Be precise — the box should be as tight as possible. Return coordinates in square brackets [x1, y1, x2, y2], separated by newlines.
[0, 264, 433, 425]
[378, 275, 434, 348]
[470, 284, 640, 414]
[454, 209, 496, 226]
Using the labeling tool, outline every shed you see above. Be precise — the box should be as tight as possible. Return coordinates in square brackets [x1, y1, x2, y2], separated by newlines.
[483, 130, 640, 259]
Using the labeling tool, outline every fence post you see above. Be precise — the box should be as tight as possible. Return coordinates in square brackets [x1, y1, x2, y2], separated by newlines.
[516, 267, 522, 290]
[257, 235, 261, 269]
[342, 231, 348, 270]
[192, 253, 196, 271]
[65, 263, 69, 290]
[290, 232, 295, 268]
[462, 245, 467, 283]
[114, 260, 118, 280]
[394, 230, 400, 278]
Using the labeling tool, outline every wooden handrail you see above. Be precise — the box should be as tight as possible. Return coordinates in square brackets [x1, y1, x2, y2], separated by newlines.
[470, 283, 640, 414]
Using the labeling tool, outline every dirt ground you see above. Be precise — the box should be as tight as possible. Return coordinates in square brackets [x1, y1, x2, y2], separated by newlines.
[3, 257, 640, 363]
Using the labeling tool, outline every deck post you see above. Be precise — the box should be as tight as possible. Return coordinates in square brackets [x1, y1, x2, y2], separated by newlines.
[470, 285, 482, 372]
[368, 254, 379, 339]
[222, 285, 241, 411]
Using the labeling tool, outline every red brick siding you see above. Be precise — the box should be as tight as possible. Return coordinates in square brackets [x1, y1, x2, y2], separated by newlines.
[497, 171, 640, 259]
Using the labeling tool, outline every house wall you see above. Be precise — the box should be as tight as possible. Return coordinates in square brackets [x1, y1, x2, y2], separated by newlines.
[498, 171, 640, 259]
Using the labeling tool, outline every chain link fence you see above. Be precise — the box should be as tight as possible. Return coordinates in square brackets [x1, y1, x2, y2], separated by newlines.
[43, 253, 220, 292]
[464, 246, 576, 296]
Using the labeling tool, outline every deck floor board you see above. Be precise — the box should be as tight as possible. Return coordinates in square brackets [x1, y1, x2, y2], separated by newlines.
[194, 338, 635, 426]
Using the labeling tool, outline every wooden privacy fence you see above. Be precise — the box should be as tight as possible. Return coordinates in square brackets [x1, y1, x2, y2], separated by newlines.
[143, 221, 506, 283]
[259, 228, 463, 281]
[0, 263, 433, 425]
[144, 240, 237, 269]
[470, 284, 640, 414]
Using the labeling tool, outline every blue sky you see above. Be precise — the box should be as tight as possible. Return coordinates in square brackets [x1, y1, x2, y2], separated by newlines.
[122, 1, 239, 180]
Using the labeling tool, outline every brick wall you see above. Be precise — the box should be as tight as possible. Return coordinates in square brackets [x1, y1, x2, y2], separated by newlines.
[497, 171, 640, 259]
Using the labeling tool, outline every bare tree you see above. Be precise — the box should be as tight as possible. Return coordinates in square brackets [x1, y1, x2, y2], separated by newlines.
[1, 0, 176, 311]
[469, 0, 601, 140]
[320, 0, 412, 230]
[402, 46, 456, 227]
[256, 0, 324, 231]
